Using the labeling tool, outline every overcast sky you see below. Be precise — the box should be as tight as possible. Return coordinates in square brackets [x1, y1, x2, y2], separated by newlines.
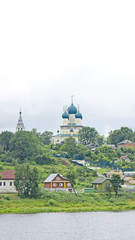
[0, 0, 135, 136]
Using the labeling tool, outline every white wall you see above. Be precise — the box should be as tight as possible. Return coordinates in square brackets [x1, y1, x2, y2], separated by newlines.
[0, 180, 17, 193]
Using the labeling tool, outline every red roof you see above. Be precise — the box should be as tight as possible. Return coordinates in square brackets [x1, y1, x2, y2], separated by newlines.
[0, 170, 16, 180]
[120, 156, 128, 160]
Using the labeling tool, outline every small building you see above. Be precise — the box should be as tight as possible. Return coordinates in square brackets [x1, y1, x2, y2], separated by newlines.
[106, 170, 123, 179]
[44, 173, 72, 192]
[123, 171, 135, 177]
[124, 177, 135, 185]
[92, 177, 108, 190]
[86, 143, 98, 151]
[0, 170, 17, 193]
[120, 156, 130, 163]
[117, 140, 135, 149]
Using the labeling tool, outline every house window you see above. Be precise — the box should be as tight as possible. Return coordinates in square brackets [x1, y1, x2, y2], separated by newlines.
[67, 183, 71, 187]
[0, 182, 2, 186]
[53, 183, 57, 186]
[3, 182, 6, 186]
[56, 177, 60, 180]
[10, 182, 12, 186]
[59, 183, 63, 187]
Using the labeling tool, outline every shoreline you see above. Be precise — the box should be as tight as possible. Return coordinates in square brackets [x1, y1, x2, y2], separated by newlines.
[0, 192, 135, 214]
[1, 203, 135, 214]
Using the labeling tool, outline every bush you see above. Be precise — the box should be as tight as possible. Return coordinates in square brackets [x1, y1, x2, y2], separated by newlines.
[0, 166, 3, 171]
[5, 196, 10, 200]
[48, 199, 57, 206]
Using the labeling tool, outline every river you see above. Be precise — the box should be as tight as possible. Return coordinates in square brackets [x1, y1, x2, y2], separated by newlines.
[0, 211, 135, 240]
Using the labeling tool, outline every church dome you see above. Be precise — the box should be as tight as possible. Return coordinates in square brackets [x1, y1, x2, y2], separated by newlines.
[75, 111, 83, 119]
[62, 111, 69, 119]
[68, 103, 77, 114]
[70, 128, 74, 132]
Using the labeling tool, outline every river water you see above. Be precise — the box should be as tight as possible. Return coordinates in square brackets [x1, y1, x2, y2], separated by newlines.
[0, 211, 135, 240]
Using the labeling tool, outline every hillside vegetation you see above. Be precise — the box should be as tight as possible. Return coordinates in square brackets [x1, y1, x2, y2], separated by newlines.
[1, 127, 135, 189]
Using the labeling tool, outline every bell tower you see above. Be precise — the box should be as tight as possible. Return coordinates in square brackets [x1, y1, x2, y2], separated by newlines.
[16, 110, 25, 132]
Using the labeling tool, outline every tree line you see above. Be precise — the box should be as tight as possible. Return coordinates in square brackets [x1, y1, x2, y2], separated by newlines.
[0, 126, 135, 169]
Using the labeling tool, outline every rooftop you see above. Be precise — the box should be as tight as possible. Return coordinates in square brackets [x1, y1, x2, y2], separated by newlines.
[44, 173, 68, 183]
[92, 177, 107, 184]
[117, 140, 135, 145]
[0, 170, 15, 180]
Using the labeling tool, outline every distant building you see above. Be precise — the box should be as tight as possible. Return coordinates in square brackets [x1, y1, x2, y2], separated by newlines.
[120, 156, 131, 162]
[44, 173, 72, 192]
[117, 140, 135, 149]
[53, 97, 83, 144]
[16, 111, 25, 132]
[0, 170, 17, 193]
[124, 177, 135, 185]
[92, 177, 108, 190]
[106, 170, 123, 179]
[123, 171, 135, 177]
[86, 143, 98, 151]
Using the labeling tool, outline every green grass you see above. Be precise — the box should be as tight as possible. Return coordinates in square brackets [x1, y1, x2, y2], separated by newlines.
[0, 192, 135, 214]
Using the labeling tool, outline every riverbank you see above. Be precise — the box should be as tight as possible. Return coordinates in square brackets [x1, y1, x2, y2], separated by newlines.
[0, 192, 135, 214]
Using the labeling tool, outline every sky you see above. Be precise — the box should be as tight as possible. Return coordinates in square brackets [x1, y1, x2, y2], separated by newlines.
[0, 0, 135, 136]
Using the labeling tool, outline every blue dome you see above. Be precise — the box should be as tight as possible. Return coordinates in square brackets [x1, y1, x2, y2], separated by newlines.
[62, 111, 69, 119]
[70, 128, 74, 132]
[75, 111, 83, 119]
[68, 103, 77, 114]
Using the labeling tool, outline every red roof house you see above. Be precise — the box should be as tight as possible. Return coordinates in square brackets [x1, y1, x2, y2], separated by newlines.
[0, 170, 17, 193]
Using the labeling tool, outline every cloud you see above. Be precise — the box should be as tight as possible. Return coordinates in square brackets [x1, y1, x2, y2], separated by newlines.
[0, 0, 135, 135]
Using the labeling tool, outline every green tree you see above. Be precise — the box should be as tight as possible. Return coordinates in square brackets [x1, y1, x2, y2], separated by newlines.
[9, 131, 42, 162]
[31, 128, 40, 138]
[104, 181, 112, 198]
[107, 127, 134, 146]
[110, 174, 123, 196]
[14, 164, 40, 198]
[66, 166, 77, 194]
[0, 131, 14, 151]
[76, 144, 92, 158]
[60, 137, 76, 158]
[40, 131, 53, 145]
[78, 127, 98, 145]
[97, 135, 105, 146]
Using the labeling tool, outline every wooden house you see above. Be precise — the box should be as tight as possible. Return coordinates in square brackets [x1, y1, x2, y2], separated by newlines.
[117, 140, 135, 149]
[92, 177, 108, 190]
[44, 173, 72, 192]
